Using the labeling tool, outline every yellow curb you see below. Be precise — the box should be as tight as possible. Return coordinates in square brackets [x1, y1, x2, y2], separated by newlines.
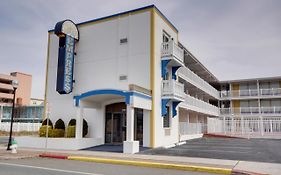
[68, 156, 232, 174]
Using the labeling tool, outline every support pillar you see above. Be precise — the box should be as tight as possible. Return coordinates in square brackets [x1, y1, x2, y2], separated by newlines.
[0, 106, 3, 125]
[123, 105, 139, 154]
[75, 107, 83, 139]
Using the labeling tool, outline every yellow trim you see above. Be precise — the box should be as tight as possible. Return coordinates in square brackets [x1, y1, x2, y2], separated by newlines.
[68, 156, 232, 174]
[154, 9, 178, 34]
[232, 100, 240, 114]
[232, 83, 239, 97]
[43, 33, 51, 119]
[150, 8, 155, 148]
[79, 8, 151, 28]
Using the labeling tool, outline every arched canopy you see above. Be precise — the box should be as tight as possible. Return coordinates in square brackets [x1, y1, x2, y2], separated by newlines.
[74, 89, 151, 107]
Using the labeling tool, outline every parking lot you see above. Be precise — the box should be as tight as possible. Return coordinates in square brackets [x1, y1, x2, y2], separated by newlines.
[141, 137, 281, 163]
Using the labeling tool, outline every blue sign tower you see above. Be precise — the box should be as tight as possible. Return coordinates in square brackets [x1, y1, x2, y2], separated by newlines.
[54, 20, 79, 94]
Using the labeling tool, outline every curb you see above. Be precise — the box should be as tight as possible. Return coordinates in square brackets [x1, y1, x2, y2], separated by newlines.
[39, 153, 232, 174]
[39, 154, 68, 159]
[203, 133, 245, 139]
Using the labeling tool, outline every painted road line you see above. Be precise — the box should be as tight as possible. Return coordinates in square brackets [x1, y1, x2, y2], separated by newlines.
[68, 156, 232, 174]
[0, 162, 103, 175]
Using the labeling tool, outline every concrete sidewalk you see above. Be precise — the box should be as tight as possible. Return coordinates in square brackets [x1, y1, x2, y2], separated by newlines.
[1, 146, 280, 174]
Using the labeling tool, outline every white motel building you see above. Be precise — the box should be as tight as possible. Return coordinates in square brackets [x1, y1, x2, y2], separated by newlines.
[26, 5, 281, 153]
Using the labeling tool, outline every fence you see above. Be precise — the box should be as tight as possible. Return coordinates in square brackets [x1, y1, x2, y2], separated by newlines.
[179, 122, 207, 135]
[0, 122, 41, 132]
[207, 117, 281, 138]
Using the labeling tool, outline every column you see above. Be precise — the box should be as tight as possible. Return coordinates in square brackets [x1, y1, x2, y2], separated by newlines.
[75, 107, 83, 139]
[123, 105, 139, 154]
[0, 106, 3, 125]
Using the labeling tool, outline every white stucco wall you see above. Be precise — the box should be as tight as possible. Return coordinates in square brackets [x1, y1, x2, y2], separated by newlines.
[153, 12, 179, 147]
[46, 11, 151, 142]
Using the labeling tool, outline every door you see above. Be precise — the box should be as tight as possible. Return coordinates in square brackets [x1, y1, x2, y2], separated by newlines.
[105, 112, 126, 144]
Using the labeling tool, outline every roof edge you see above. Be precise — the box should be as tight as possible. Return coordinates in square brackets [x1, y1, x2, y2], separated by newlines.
[48, 5, 178, 33]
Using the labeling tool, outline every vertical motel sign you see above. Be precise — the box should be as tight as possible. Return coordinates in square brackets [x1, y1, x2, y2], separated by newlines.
[54, 20, 79, 94]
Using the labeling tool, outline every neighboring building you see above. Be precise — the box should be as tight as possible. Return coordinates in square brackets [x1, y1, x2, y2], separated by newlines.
[0, 72, 32, 106]
[42, 5, 281, 153]
[30, 98, 44, 106]
[218, 77, 281, 122]
[0, 72, 43, 124]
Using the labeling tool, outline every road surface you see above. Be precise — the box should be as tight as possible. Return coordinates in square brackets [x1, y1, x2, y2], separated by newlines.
[0, 157, 217, 175]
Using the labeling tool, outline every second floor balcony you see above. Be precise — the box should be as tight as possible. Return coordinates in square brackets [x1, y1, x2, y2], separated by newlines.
[180, 94, 220, 117]
[178, 67, 220, 99]
[162, 79, 185, 101]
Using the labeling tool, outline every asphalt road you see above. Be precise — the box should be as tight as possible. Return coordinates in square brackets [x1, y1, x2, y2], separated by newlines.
[0, 157, 217, 175]
[0, 137, 8, 145]
[141, 137, 281, 163]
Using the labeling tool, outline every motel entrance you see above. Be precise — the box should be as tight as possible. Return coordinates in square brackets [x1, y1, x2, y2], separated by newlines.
[105, 102, 143, 145]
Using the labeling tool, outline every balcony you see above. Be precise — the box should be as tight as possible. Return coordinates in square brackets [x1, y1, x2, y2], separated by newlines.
[0, 92, 13, 100]
[220, 107, 281, 116]
[0, 82, 13, 91]
[178, 67, 220, 99]
[261, 106, 281, 114]
[161, 41, 184, 65]
[260, 88, 281, 97]
[180, 94, 219, 116]
[162, 80, 185, 101]
[220, 88, 281, 99]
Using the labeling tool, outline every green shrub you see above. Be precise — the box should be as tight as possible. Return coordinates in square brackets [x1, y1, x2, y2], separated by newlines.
[55, 119, 65, 130]
[42, 119, 53, 127]
[51, 129, 65, 137]
[66, 119, 88, 137]
[39, 125, 53, 137]
[66, 126, 76, 137]
[68, 119, 76, 126]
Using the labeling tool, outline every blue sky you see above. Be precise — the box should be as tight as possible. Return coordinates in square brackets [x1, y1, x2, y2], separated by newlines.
[0, 0, 281, 98]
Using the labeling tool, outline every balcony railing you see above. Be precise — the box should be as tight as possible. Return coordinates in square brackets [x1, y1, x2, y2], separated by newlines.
[0, 92, 13, 100]
[162, 80, 185, 100]
[220, 106, 281, 115]
[179, 122, 207, 135]
[0, 83, 13, 90]
[260, 88, 281, 96]
[220, 88, 281, 99]
[181, 94, 219, 116]
[161, 41, 184, 63]
[178, 67, 220, 99]
[261, 106, 281, 114]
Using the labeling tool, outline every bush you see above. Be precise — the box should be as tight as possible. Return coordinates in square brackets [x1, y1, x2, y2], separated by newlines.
[68, 119, 76, 126]
[55, 119, 65, 130]
[66, 126, 76, 137]
[42, 119, 53, 127]
[67, 119, 88, 137]
[51, 129, 65, 137]
[39, 125, 53, 137]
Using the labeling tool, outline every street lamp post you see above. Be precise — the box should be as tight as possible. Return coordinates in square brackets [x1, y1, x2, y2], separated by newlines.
[7, 80, 19, 150]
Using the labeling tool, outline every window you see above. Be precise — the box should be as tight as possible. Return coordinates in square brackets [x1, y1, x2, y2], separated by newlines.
[163, 106, 170, 128]
[162, 31, 170, 43]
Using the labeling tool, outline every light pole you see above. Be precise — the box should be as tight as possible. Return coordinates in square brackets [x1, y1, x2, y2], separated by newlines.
[7, 80, 19, 150]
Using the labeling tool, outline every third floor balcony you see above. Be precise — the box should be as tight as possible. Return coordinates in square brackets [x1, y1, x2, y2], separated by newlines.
[161, 41, 184, 65]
